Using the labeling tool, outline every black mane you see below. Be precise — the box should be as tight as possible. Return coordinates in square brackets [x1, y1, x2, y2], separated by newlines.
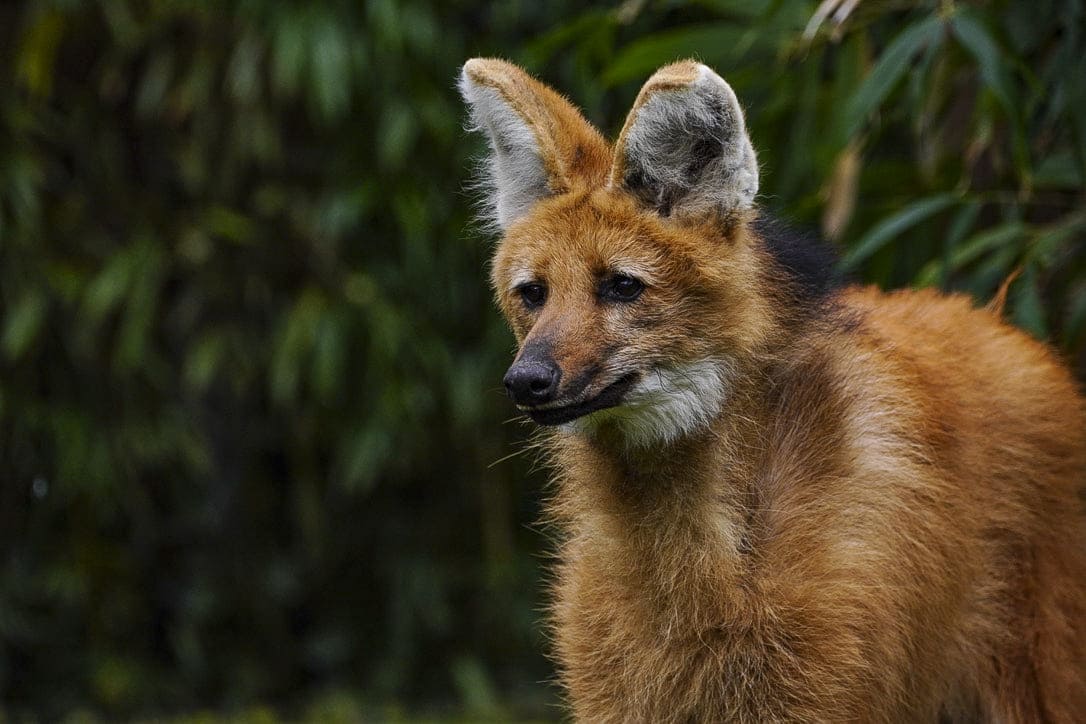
[753, 214, 845, 306]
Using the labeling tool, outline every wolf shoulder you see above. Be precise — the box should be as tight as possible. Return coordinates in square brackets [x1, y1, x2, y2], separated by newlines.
[789, 273, 1086, 492]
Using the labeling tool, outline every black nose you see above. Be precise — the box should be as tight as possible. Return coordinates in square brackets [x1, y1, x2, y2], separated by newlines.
[503, 359, 561, 406]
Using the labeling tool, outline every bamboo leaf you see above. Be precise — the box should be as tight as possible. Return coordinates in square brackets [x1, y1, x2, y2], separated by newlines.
[916, 200, 982, 287]
[1012, 264, 1049, 338]
[312, 313, 346, 402]
[378, 102, 419, 171]
[946, 222, 1026, 272]
[1027, 213, 1086, 266]
[271, 289, 325, 405]
[1067, 54, 1086, 182]
[602, 24, 748, 86]
[136, 48, 175, 117]
[15, 9, 65, 97]
[83, 247, 136, 322]
[2, 290, 47, 360]
[522, 11, 613, 68]
[184, 331, 226, 391]
[271, 8, 308, 98]
[951, 12, 1014, 113]
[951, 11, 1030, 178]
[310, 16, 350, 123]
[841, 15, 943, 140]
[1065, 282, 1086, 349]
[116, 242, 165, 370]
[339, 425, 390, 493]
[840, 193, 958, 270]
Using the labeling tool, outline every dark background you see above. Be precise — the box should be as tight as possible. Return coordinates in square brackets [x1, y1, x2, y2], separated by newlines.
[1, 0, 1083, 720]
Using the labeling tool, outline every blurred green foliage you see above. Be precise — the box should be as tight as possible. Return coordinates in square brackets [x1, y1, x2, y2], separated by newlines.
[1, 0, 1083, 720]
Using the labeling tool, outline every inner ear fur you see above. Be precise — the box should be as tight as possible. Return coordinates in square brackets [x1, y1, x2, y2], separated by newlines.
[611, 61, 759, 221]
[459, 58, 611, 229]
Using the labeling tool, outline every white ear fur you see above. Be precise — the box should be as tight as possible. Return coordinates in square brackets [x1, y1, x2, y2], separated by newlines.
[616, 64, 759, 219]
[459, 66, 549, 230]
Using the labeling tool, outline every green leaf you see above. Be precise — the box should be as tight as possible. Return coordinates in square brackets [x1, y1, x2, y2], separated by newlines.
[951, 11, 1030, 179]
[83, 247, 135, 322]
[602, 24, 748, 86]
[773, 51, 821, 201]
[115, 243, 165, 370]
[946, 222, 1026, 271]
[312, 313, 346, 402]
[950, 12, 1014, 114]
[270, 289, 325, 405]
[1064, 282, 1086, 349]
[135, 48, 175, 118]
[916, 199, 982, 287]
[202, 205, 255, 244]
[2, 290, 47, 360]
[339, 425, 391, 493]
[451, 655, 503, 720]
[1033, 151, 1084, 190]
[271, 8, 308, 98]
[377, 102, 419, 171]
[15, 9, 65, 97]
[184, 331, 226, 392]
[968, 244, 1019, 299]
[841, 15, 943, 140]
[840, 193, 958, 271]
[1027, 213, 1086, 266]
[942, 200, 983, 269]
[1065, 53, 1086, 183]
[226, 31, 263, 106]
[1012, 264, 1048, 339]
[310, 17, 350, 124]
[693, 0, 772, 18]
[522, 10, 613, 68]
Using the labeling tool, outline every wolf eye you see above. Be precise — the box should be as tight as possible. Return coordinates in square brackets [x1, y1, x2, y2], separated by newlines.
[517, 282, 547, 309]
[601, 274, 644, 303]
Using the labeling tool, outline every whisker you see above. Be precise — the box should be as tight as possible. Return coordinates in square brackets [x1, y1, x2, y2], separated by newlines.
[487, 446, 531, 469]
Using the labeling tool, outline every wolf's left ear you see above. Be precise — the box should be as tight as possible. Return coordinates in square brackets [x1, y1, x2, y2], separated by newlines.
[611, 61, 758, 221]
[460, 58, 610, 230]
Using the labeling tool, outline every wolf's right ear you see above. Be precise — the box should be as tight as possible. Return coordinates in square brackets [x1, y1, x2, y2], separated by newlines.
[459, 58, 610, 230]
[611, 62, 758, 222]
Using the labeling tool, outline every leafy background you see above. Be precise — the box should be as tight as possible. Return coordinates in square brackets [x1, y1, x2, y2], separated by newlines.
[1, 0, 1083, 720]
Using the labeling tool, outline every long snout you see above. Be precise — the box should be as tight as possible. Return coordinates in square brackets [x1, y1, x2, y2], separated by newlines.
[504, 347, 561, 407]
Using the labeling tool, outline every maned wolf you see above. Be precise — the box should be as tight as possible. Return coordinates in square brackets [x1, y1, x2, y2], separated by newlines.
[459, 58, 1085, 723]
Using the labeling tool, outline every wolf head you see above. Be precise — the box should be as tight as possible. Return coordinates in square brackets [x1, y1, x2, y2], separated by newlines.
[460, 59, 775, 447]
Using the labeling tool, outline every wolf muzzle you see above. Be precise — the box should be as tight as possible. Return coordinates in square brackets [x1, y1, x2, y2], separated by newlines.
[504, 351, 561, 407]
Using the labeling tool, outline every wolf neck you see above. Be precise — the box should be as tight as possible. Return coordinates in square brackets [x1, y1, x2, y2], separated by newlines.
[550, 375, 771, 601]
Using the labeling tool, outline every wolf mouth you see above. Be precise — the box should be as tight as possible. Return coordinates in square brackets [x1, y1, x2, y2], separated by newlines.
[521, 373, 640, 426]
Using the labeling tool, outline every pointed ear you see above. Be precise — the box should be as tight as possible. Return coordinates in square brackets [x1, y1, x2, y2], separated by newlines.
[459, 58, 610, 230]
[611, 61, 759, 221]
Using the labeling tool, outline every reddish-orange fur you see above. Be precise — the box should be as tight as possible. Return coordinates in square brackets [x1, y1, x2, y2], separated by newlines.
[463, 59, 1086, 722]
